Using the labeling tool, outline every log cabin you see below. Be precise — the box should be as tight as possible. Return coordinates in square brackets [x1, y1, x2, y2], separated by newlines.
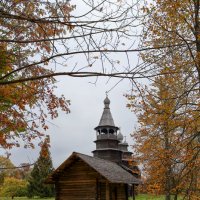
[46, 96, 141, 200]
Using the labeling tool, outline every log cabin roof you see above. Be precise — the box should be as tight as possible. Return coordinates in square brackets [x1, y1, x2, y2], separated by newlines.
[46, 152, 141, 184]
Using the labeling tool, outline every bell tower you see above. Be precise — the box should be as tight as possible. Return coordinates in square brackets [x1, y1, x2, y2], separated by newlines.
[92, 96, 122, 163]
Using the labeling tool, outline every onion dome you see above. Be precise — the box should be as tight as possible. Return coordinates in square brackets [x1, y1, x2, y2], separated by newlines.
[117, 128, 124, 142]
[123, 136, 128, 145]
[123, 141, 128, 145]
[104, 96, 110, 108]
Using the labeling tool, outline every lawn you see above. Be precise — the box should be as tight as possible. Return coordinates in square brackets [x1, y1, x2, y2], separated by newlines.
[131, 194, 183, 200]
[0, 195, 183, 200]
[0, 198, 53, 200]
[134, 194, 166, 200]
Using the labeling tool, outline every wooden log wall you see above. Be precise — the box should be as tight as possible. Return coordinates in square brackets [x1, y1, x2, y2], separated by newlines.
[116, 184, 127, 200]
[55, 158, 104, 200]
[97, 182, 127, 200]
[97, 181, 106, 200]
[54, 157, 128, 200]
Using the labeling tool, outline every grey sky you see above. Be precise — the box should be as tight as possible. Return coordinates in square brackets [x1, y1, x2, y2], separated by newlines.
[9, 76, 137, 168]
[7, 0, 140, 168]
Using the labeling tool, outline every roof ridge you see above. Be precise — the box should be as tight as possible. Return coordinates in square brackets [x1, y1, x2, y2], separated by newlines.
[76, 152, 118, 164]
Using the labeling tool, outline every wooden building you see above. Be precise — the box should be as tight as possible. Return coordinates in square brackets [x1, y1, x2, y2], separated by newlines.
[46, 152, 140, 200]
[46, 96, 141, 200]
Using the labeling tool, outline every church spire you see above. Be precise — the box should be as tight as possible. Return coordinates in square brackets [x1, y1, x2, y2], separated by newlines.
[93, 95, 122, 163]
[97, 95, 116, 127]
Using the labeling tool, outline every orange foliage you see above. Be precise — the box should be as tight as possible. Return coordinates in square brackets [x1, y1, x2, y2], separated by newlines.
[0, 0, 74, 149]
[126, 65, 200, 198]
[131, 1, 200, 198]
[0, 44, 70, 148]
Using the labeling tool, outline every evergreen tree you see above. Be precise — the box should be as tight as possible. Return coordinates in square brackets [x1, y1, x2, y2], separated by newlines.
[27, 138, 54, 198]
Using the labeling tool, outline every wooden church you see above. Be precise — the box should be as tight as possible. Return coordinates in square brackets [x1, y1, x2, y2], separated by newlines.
[46, 96, 141, 200]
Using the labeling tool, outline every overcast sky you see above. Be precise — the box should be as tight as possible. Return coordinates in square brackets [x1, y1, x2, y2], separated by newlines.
[9, 76, 137, 168]
[8, 0, 140, 168]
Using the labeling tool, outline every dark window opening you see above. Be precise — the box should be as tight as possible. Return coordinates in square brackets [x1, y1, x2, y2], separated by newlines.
[109, 129, 114, 134]
[102, 128, 108, 134]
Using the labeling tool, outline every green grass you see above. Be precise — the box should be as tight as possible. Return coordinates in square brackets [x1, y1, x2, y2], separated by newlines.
[129, 194, 183, 200]
[0, 198, 54, 200]
[135, 194, 166, 200]
[0, 195, 183, 200]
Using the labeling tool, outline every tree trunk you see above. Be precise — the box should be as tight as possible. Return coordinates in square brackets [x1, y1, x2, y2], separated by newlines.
[173, 193, 178, 200]
[165, 192, 171, 200]
[132, 184, 135, 200]
[165, 173, 171, 200]
[194, 0, 200, 90]
[164, 131, 171, 200]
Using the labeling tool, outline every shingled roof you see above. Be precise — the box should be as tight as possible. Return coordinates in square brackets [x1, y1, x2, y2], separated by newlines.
[46, 152, 141, 184]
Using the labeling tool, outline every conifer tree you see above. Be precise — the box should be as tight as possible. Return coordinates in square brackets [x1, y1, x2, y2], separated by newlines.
[27, 138, 54, 198]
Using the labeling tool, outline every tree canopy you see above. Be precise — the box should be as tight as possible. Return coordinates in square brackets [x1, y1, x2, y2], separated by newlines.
[0, 0, 142, 149]
[140, 0, 200, 88]
[0, 177, 27, 198]
[126, 1, 200, 198]
[0, 156, 15, 185]
[127, 66, 200, 199]
[1, 1, 200, 198]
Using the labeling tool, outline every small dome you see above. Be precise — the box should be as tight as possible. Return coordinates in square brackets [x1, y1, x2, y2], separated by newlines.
[117, 129, 123, 142]
[104, 96, 110, 108]
[104, 96, 110, 104]
[123, 141, 128, 146]
[123, 135, 128, 145]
